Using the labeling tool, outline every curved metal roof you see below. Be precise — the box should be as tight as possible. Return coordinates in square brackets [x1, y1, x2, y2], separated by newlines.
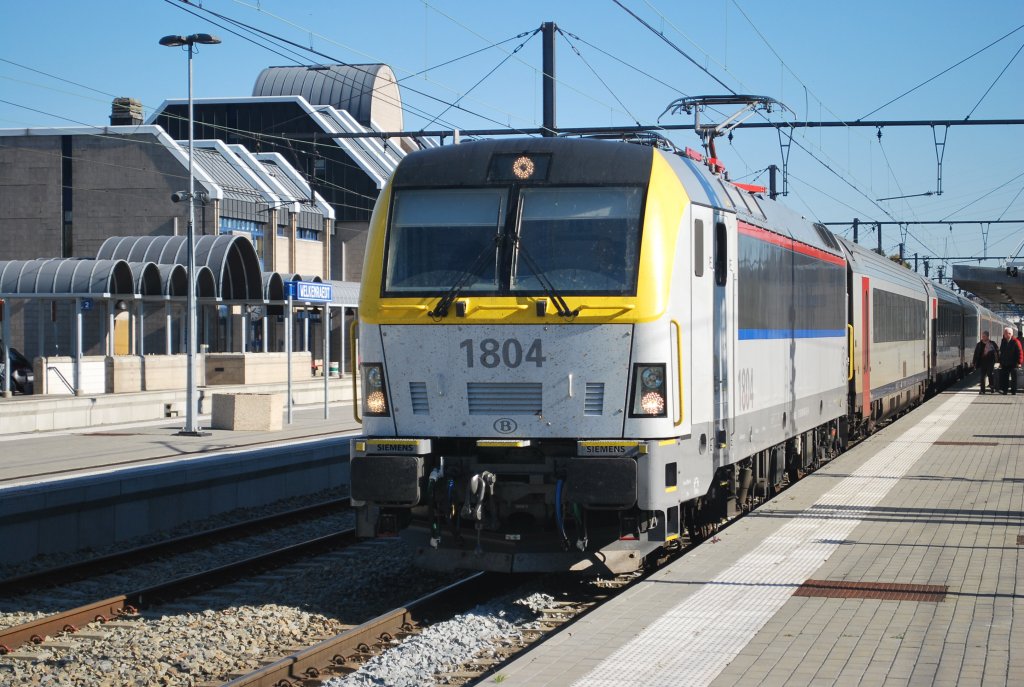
[262, 272, 285, 301]
[158, 264, 188, 297]
[0, 259, 134, 296]
[196, 266, 217, 299]
[127, 262, 162, 296]
[97, 235, 263, 301]
[251, 64, 403, 130]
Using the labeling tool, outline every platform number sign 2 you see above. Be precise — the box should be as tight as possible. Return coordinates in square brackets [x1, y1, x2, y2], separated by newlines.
[460, 338, 546, 368]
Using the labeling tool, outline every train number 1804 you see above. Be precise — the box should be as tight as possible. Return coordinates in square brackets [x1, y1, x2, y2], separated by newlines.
[460, 338, 546, 368]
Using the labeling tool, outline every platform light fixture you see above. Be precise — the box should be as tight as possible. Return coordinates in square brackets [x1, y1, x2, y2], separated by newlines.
[160, 32, 221, 436]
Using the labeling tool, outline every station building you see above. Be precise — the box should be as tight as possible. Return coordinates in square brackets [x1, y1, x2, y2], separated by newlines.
[0, 124, 345, 395]
[0, 63, 421, 396]
[150, 63, 429, 282]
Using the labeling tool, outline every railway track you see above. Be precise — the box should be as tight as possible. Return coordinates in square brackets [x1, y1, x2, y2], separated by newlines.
[212, 571, 623, 687]
[234, 436, 867, 686]
[0, 528, 357, 655]
[0, 496, 352, 597]
[216, 572, 502, 687]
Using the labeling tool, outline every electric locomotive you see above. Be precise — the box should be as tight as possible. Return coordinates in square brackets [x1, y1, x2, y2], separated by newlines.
[350, 136, 854, 573]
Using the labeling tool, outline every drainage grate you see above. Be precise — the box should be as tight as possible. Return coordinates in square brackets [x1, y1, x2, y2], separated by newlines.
[794, 579, 947, 602]
[933, 441, 999, 446]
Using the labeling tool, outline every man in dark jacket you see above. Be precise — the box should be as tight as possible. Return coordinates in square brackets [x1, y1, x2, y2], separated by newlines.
[973, 330, 999, 393]
[998, 326, 1023, 395]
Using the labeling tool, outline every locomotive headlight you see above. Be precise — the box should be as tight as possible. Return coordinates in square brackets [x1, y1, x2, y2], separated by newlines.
[361, 363, 390, 417]
[630, 363, 667, 418]
[641, 367, 664, 389]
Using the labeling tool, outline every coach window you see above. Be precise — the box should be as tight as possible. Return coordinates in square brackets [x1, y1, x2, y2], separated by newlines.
[714, 221, 727, 286]
[694, 219, 704, 277]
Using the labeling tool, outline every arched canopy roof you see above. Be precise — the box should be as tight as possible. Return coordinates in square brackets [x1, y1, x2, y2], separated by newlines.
[158, 264, 188, 297]
[196, 266, 217, 299]
[0, 259, 134, 296]
[262, 272, 284, 301]
[252, 64, 403, 131]
[127, 262, 162, 296]
[97, 235, 262, 301]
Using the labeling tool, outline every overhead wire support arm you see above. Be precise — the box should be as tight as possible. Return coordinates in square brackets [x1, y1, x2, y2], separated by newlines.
[932, 125, 949, 196]
[775, 126, 793, 198]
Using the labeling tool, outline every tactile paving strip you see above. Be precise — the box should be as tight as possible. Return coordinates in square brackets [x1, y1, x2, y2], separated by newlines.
[571, 392, 975, 687]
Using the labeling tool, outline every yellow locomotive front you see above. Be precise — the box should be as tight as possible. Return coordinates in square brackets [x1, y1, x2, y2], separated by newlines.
[351, 137, 695, 573]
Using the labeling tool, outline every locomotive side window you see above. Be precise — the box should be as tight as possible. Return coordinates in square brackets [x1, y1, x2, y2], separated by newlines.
[694, 219, 704, 277]
[512, 187, 643, 295]
[385, 188, 506, 293]
[714, 221, 727, 286]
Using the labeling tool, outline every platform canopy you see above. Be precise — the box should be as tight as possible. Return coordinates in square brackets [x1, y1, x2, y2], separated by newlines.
[97, 235, 263, 301]
[952, 264, 1024, 310]
[0, 259, 134, 296]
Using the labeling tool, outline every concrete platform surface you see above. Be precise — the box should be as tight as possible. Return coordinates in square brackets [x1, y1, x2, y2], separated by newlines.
[496, 386, 1023, 687]
[0, 398, 361, 489]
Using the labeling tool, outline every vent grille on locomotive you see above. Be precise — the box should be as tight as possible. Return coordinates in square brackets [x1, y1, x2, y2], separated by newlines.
[584, 382, 605, 416]
[467, 382, 542, 415]
[409, 382, 429, 415]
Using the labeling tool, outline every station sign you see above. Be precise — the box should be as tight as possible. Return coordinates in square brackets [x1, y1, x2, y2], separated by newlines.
[287, 281, 332, 302]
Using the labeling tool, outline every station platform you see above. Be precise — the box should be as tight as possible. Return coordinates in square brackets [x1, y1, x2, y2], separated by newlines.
[499, 384, 1023, 686]
[0, 391, 361, 569]
[0, 397, 361, 489]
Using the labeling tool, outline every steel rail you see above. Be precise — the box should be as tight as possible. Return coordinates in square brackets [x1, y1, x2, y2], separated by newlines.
[218, 572, 505, 687]
[0, 498, 351, 595]
[0, 528, 357, 655]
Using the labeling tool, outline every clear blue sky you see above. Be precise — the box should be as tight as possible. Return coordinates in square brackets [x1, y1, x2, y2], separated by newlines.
[2, 0, 1022, 276]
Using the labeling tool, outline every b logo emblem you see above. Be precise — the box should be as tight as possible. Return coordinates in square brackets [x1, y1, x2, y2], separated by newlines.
[493, 418, 517, 434]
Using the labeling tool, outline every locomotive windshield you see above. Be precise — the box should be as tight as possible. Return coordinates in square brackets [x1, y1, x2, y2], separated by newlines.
[512, 187, 643, 293]
[384, 185, 643, 296]
[385, 188, 507, 293]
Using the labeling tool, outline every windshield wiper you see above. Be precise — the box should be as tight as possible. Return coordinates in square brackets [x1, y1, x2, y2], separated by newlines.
[428, 234, 500, 319]
[514, 240, 579, 319]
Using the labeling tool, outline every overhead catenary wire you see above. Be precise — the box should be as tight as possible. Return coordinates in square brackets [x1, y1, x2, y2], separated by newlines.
[964, 39, 1024, 121]
[858, 22, 1024, 121]
[164, 0, 476, 133]
[558, 29, 642, 126]
[417, 29, 540, 132]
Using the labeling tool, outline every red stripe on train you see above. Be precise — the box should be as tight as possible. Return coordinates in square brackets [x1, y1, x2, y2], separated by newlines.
[738, 221, 846, 266]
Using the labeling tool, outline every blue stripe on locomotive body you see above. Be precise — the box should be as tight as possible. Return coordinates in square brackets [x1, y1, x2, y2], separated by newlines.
[738, 328, 847, 340]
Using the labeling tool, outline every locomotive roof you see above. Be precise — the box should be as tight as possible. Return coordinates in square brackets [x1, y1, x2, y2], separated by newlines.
[659, 150, 843, 259]
[391, 136, 653, 188]
[391, 136, 845, 259]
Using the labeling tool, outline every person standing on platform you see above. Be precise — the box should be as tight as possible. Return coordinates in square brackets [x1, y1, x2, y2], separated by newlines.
[997, 326, 1023, 395]
[973, 330, 999, 394]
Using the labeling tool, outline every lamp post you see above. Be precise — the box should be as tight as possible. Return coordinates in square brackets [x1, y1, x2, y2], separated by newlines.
[160, 33, 221, 436]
